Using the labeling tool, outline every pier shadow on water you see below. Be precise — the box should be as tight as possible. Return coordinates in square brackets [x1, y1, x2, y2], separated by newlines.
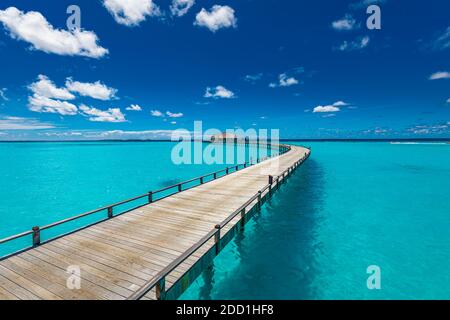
[180, 158, 326, 300]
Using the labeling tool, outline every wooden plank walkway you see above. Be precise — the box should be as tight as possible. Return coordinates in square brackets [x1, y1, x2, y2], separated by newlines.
[0, 145, 310, 300]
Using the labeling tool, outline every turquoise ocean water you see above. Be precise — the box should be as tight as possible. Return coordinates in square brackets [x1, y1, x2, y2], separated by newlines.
[0, 141, 449, 299]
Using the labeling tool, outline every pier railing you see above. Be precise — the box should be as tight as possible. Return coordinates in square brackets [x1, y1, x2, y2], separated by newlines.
[0, 144, 292, 259]
[129, 148, 311, 300]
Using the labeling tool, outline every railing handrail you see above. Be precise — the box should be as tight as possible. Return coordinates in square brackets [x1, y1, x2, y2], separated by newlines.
[128, 147, 311, 300]
[0, 143, 292, 250]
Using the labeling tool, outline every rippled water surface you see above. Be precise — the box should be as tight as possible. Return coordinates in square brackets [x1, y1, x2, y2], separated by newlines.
[0, 142, 267, 256]
[180, 142, 450, 299]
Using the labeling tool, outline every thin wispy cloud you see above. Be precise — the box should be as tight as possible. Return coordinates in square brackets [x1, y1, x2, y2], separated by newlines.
[79, 104, 126, 122]
[406, 122, 449, 135]
[432, 26, 450, 51]
[0, 7, 108, 58]
[194, 5, 237, 32]
[171, 0, 195, 17]
[336, 36, 370, 51]
[429, 71, 450, 80]
[0, 116, 54, 130]
[0, 88, 9, 101]
[349, 0, 387, 10]
[103, 0, 161, 27]
[333, 101, 350, 107]
[244, 73, 263, 83]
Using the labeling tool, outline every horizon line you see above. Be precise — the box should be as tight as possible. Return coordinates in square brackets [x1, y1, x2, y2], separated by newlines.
[0, 138, 449, 143]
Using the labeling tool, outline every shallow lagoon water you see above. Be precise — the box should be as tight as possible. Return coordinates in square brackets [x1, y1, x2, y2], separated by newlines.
[181, 142, 450, 300]
[0, 141, 449, 299]
[0, 141, 267, 255]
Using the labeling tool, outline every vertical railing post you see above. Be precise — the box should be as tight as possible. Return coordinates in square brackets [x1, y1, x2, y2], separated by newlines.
[200, 177, 204, 184]
[148, 191, 153, 204]
[213, 172, 217, 179]
[226, 168, 229, 175]
[214, 225, 221, 255]
[107, 206, 113, 218]
[240, 208, 246, 227]
[257, 191, 262, 210]
[32, 226, 40, 246]
[155, 277, 166, 300]
[178, 184, 182, 192]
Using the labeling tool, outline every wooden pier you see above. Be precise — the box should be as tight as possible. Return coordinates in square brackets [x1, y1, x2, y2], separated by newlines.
[0, 145, 310, 300]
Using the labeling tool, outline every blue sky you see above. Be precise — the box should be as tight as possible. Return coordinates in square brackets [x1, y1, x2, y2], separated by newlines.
[0, 0, 448, 140]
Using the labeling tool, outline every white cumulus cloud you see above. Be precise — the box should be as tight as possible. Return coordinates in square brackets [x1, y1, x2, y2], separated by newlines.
[151, 110, 164, 117]
[313, 105, 341, 113]
[65, 78, 117, 100]
[171, 0, 195, 17]
[311, 101, 350, 113]
[29, 75, 75, 100]
[28, 95, 78, 115]
[103, 0, 161, 27]
[79, 104, 126, 122]
[204, 85, 235, 99]
[166, 111, 183, 118]
[332, 14, 358, 31]
[126, 104, 142, 111]
[429, 71, 450, 80]
[270, 73, 299, 88]
[194, 5, 237, 32]
[0, 7, 108, 58]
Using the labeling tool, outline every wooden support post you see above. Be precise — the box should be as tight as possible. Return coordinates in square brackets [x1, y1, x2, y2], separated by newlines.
[200, 177, 204, 184]
[178, 184, 182, 192]
[269, 175, 274, 185]
[214, 225, 221, 255]
[155, 278, 166, 300]
[107, 206, 113, 218]
[213, 172, 217, 179]
[240, 208, 246, 227]
[226, 168, 229, 175]
[148, 191, 153, 203]
[257, 191, 262, 209]
[32, 226, 40, 246]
